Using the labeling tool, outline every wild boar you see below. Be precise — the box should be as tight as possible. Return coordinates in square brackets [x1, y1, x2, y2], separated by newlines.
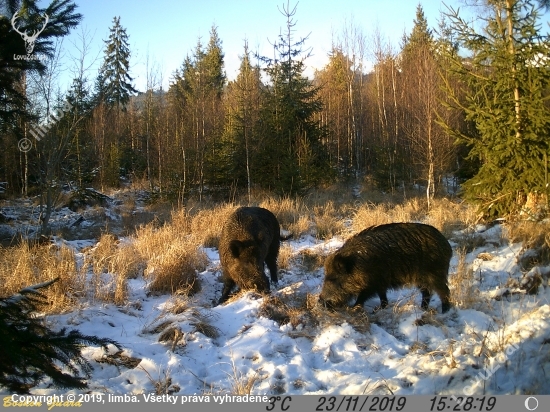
[218, 207, 281, 305]
[319, 222, 452, 313]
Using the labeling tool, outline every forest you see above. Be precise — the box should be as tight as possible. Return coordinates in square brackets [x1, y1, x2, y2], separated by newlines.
[1, 0, 550, 229]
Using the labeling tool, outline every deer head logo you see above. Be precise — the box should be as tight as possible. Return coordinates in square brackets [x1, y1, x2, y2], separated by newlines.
[11, 10, 49, 55]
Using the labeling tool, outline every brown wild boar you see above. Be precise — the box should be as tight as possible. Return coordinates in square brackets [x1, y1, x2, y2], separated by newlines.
[218, 207, 282, 305]
[319, 223, 452, 313]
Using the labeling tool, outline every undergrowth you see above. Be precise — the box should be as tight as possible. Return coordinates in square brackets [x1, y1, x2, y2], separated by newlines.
[0, 185, 522, 316]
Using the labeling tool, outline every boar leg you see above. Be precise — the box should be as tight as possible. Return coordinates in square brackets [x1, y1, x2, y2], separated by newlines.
[265, 254, 278, 284]
[420, 287, 432, 310]
[218, 277, 236, 305]
[355, 289, 384, 308]
[435, 283, 451, 313]
[377, 290, 389, 309]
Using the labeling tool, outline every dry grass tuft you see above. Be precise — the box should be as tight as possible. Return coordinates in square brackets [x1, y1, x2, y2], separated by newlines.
[453, 230, 487, 253]
[259, 296, 300, 327]
[352, 197, 476, 236]
[158, 326, 185, 350]
[190, 204, 236, 248]
[83, 213, 207, 299]
[277, 244, 294, 271]
[313, 201, 344, 240]
[426, 198, 478, 236]
[95, 350, 142, 369]
[160, 295, 220, 339]
[133, 221, 208, 295]
[227, 357, 263, 395]
[351, 202, 398, 232]
[312, 303, 371, 334]
[84, 234, 136, 305]
[449, 248, 479, 309]
[507, 220, 550, 270]
[259, 196, 311, 237]
[288, 215, 312, 238]
[139, 365, 181, 395]
[191, 318, 220, 339]
[295, 249, 325, 272]
[144, 242, 206, 295]
[259, 292, 370, 336]
[165, 294, 192, 315]
[0, 242, 80, 313]
[259, 196, 304, 226]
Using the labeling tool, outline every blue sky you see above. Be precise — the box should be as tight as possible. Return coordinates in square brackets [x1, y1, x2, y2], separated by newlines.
[42, 0, 546, 92]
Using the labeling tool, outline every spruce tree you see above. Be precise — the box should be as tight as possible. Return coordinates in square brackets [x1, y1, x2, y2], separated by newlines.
[100, 16, 137, 109]
[257, 1, 332, 194]
[218, 42, 263, 201]
[64, 77, 96, 191]
[443, 0, 550, 217]
[170, 27, 226, 199]
[0, 279, 120, 393]
[0, 0, 81, 141]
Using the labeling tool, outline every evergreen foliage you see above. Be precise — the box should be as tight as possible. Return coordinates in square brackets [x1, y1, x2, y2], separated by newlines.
[256, 1, 332, 194]
[443, 0, 550, 217]
[0, 0, 81, 131]
[99, 16, 137, 108]
[399, 4, 456, 206]
[0, 278, 121, 393]
[215, 42, 262, 195]
[168, 27, 226, 199]
[64, 77, 97, 188]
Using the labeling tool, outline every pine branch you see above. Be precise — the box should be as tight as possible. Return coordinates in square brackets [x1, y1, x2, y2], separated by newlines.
[0, 278, 122, 394]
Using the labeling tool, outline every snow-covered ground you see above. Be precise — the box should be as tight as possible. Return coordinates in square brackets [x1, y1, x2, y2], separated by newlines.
[1, 195, 550, 396]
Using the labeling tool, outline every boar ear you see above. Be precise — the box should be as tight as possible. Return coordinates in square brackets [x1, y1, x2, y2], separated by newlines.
[333, 254, 355, 274]
[229, 240, 244, 258]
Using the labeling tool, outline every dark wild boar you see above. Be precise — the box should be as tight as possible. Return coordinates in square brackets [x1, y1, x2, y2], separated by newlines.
[319, 222, 452, 313]
[218, 207, 282, 305]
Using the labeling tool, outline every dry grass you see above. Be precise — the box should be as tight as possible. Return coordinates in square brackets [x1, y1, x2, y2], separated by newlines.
[0, 185, 495, 316]
[426, 198, 478, 236]
[258, 295, 305, 327]
[259, 196, 311, 237]
[134, 222, 208, 295]
[507, 220, 550, 270]
[189, 203, 236, 248]
[351, 202, 401, 233]
[139, 365, 181, 395]
[295, 249, 325, 272]
[313, 201, 345, 240]
[95, 350, 142, 369]
[259, 196, 305, 226]
[448, 248, 479, 309]
[288, 215, 312, 238]
[259, 292, 370, 336]
[86, 235, 123, 304]
[304, 183, 359, 208]
[453, 229, 488, 253]
[143, 242, 205, 295]
[82, 208, 208, 299]
[351, 197, 476, 235]
[278, 244, 294, 271]
[259, 193, 351, 239]
[84, 234, 142, 304]
[0, 242, 81, 313]
[227, 356, 263, 395]
[164, 295, 220, 338]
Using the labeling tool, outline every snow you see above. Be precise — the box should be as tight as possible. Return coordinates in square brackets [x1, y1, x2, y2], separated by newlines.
[1, 200, 550, 396]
